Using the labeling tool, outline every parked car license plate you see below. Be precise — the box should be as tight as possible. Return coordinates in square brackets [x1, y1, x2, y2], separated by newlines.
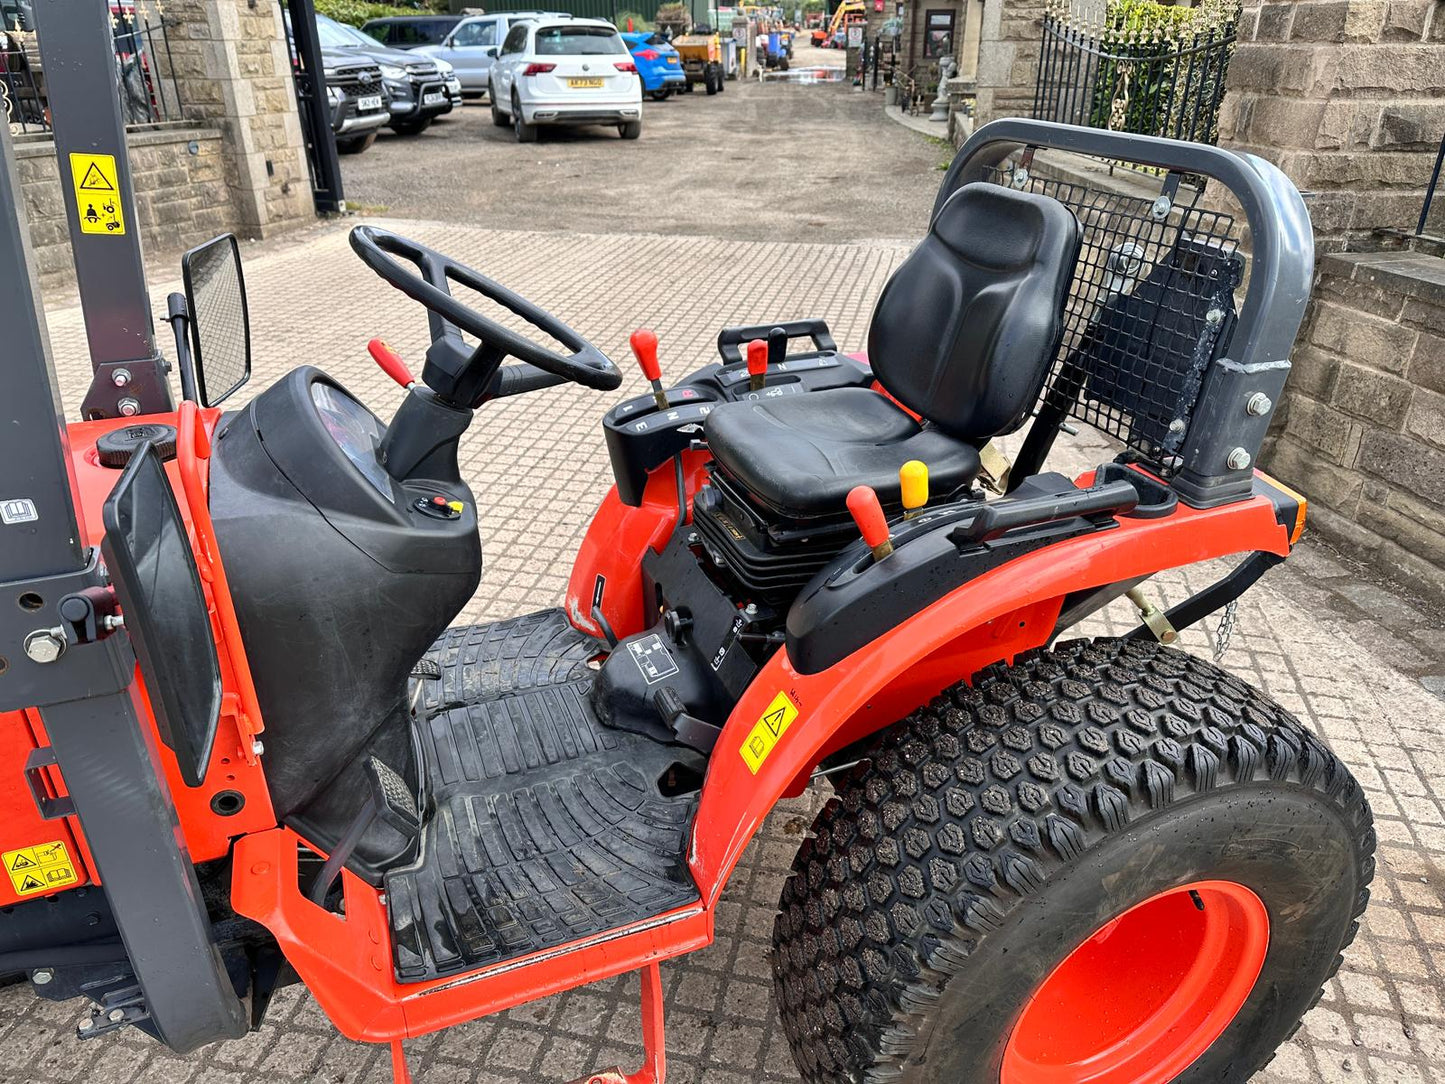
[357, 95, 383, 111]
[567, 77, 604, 88]
[423, 91, 447, 105]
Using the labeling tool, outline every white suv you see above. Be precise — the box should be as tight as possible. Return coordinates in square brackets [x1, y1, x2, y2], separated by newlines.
[489, 18, 643, 142]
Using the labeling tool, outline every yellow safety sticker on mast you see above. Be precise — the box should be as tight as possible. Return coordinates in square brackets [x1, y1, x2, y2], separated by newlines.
[740, 691, 799, 775]
[68, 153, 127, 236]
[4, 840, 79, 896]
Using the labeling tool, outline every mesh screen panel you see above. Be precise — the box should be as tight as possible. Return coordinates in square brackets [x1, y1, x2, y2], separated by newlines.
[988, 163, 1245, 472]
[185, 237, 251, 407]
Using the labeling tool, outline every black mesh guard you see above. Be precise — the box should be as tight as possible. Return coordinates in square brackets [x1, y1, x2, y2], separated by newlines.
[989, 165, 1245, 471]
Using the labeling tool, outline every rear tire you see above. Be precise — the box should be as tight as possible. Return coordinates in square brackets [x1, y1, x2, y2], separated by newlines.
[512, 94, 537, 143]
[704, 62, 719, 94]
[619, 120, 642, 140]
[649, 88, 671, 102]
[773, 638, 1375, 1084]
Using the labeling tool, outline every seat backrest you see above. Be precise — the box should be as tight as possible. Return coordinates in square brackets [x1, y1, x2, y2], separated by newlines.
[867, 183, 1080, 441]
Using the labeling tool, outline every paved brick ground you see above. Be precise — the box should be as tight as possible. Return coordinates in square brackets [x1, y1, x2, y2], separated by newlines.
[5, 162, 1444, 1084]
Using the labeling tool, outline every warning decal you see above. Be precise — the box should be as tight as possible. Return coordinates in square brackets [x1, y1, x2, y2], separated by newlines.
[740, 691, 800, 776]
[68, 153, 127, 236]
[4, 840, 78, 897]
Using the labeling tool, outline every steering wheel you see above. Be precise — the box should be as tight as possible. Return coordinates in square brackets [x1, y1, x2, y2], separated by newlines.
[349, 226, 621, 405]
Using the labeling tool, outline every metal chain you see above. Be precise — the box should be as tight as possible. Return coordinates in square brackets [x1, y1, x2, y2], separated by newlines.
[1214, 598, 1238, 662]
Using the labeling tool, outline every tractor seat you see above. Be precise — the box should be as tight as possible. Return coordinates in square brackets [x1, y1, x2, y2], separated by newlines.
[705, 389, 979, 517]
[706, 182, 1081, 520]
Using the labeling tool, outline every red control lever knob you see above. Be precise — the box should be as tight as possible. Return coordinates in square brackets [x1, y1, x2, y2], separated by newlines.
[746, 339, 768, 393]
[630, 327, 668, 411]
[630, 328, 661, 382]
[846, 485, 894, 560]
[369, 338, 416, 389]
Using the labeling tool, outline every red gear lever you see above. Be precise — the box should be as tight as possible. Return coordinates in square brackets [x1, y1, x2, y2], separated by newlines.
[745, 339, 768, 393]
[629, 328, 668, 411]
[846, 485, 894, 560]
[368, 338, 416, 389]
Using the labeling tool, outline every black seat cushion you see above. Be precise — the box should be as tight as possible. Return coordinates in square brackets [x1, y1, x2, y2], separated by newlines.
[868, 183, 1081, 441]
[704, 387, 981, 518]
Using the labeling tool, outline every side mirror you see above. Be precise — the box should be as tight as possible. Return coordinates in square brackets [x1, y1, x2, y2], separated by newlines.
[182, 233, 251, 408]
[485, 45, 499, 57]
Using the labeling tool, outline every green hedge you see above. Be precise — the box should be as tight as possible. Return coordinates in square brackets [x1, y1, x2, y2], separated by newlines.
[314, 0, 441, 28]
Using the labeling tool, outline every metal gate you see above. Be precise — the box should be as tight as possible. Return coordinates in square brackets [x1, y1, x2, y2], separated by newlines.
[280, 0, 345, 214]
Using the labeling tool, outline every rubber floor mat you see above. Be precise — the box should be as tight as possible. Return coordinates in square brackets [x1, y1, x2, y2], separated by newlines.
[387, 610, 702, 982]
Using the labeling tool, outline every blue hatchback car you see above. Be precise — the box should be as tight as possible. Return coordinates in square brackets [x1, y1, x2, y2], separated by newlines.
[621, 31, 686, 99]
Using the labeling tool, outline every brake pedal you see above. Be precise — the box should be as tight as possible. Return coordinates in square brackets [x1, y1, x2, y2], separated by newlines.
[307, 757, 421, 905]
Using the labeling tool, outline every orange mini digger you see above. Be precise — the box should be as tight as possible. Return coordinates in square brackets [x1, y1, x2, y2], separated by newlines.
[1, 118, 1374, 1084]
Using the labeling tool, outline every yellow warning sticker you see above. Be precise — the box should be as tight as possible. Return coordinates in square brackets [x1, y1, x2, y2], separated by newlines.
[4, 840, 78, 897]
[740, 691, 799, 776]
[68, 153, 126, 236]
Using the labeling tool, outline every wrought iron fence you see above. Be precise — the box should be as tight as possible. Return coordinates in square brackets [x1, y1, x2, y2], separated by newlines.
[2, 5, 185, 136]
[1417, 130, 1445, 239]
[1032, 11, 1236, 147]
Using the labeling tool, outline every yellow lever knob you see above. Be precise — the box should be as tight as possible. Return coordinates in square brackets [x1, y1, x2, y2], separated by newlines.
[900, 460, 929, 517]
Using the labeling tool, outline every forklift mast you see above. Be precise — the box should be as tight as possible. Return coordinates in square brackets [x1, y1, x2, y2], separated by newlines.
[0, 20, 247, 1053]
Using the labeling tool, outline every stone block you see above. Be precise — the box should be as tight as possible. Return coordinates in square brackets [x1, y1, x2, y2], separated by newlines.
[1289, 1, 1348, 41]
[1331, 362, 1413, 427]
[1261, 434, 1364, 513]
[1374, 487, 1445, 568]
[1333, 44, 1445, 96]
[1344, 0, 1388, 41]
[1258, 2, 1295, 39]
[1406, 387, 1445, 451]
[1358, 428, 1445, 504]
[1283, 396, 1360, 463]
[1238, 97, 1329, 151]
[1402, 296, 1445, 337]
[1411, 333, 1445, 395]
[1289, 344, 1342, 399]
[1309, 300, 1418, 373]
[1382, 0, 1431, 40]
[1372, 102, 1445, 150]
[1225, 45, 1321, 94]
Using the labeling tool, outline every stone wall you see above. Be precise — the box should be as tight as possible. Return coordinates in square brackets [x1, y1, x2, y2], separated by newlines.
[1219, 0, 1445, 249]
[1266, 250, 1445, 602]
[159, 0, 313, 235]
[15, 126, 240, 290]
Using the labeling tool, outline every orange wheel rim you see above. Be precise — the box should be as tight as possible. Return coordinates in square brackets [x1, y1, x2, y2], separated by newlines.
[1000, 880, 1270, 1084]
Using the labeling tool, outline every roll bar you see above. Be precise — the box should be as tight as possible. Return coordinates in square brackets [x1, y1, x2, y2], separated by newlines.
[937, 120, 1315, 508]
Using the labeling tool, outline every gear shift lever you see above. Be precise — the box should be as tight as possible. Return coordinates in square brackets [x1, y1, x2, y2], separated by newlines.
[746, 339, 768, 393]
[630, 328, 668, 412]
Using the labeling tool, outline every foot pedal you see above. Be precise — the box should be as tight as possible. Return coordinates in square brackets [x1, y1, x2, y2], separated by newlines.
[653, 687, 721, 754]
[308, 757, 421, 905]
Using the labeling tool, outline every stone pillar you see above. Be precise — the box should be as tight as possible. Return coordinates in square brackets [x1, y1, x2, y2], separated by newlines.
[958, 0, 984, 81]
[1218, 0, 1445, 249]
[972, 0, 1046, 124]
[160, 0, 312, 236]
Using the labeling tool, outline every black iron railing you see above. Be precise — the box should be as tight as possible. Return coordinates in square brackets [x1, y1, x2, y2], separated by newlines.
[1417, 130, 1445, 239]
[2, 9, 185, 135]
[1033, 12, 1236, 147]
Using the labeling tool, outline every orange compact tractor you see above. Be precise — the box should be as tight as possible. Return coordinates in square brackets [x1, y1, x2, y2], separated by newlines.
[1, 118, 1374, 1084]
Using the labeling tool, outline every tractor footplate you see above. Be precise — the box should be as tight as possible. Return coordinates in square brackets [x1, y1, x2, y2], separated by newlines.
[386, 610, 702, 982]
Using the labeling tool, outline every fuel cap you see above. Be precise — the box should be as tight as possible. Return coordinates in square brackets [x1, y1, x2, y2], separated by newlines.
[96, 424, 179, 469]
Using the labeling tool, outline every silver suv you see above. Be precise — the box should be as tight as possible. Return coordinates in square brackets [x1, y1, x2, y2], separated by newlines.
[411, 10, 568, 99]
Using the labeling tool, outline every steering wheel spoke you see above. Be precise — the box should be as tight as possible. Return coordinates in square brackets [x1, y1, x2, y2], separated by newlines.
[349, 225, 621, 404]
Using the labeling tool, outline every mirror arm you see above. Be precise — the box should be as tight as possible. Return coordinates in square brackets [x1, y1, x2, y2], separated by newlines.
[167, 292, 198, 404]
